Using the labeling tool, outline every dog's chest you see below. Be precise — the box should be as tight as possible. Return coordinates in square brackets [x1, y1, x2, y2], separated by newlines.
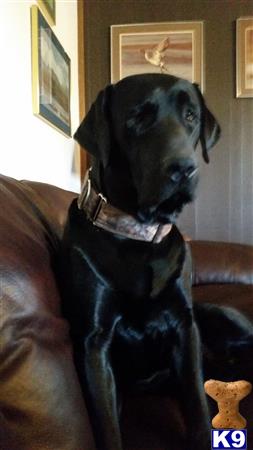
[113, 252, 178, 299]
[90, 231, 185, 300]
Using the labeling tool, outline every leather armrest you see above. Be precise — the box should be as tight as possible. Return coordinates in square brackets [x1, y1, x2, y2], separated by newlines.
[0, 174, 95, 450]
[190, 240, 253, 286]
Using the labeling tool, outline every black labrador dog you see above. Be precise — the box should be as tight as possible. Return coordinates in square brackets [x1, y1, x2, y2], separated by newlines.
[58, 74, 253, 450]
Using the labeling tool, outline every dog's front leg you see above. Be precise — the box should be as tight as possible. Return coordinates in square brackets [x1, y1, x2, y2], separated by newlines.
[175, 319, 210, 450]
[173, 247, 210, 449]
[72, 307, 123, 450]
[83, 324, 122, 450]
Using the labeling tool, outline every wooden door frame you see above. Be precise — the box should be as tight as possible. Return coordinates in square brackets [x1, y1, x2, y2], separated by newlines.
[77, 0, 87, 181]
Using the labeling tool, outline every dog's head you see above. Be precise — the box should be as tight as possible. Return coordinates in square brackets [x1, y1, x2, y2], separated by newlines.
[74, 74, 220, 224]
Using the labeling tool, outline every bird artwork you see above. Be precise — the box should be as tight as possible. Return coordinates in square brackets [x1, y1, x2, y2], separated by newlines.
[143, 36, 171, 73]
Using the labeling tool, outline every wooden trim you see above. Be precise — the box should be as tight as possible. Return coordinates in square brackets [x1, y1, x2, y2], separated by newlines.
[77, 0, 87, 181]
[236, 17, 253, 98]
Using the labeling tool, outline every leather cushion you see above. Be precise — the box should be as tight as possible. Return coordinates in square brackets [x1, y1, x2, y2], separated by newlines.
[0, 175, 95, 450]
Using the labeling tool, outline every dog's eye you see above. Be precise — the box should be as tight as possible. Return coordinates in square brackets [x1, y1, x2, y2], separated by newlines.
[126, 101, 159, 136]
[185, 110, 196, 123]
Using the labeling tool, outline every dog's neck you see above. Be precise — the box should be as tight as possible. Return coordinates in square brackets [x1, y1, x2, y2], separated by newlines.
[77, 169, 172, 244]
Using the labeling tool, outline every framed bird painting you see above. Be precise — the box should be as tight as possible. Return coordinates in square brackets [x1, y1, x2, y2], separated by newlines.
[111, 21, 204, 91]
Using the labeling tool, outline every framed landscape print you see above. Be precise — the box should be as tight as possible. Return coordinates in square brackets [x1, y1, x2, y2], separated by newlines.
[31, 5, 71, 136]
[236, 17, 253, 98]
[111, 21, 204, 91]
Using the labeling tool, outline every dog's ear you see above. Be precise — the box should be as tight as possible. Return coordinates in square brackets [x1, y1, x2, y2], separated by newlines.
[74, 85, 113, 167]
[193, 84, 221, 163]
[200, 107, 221, 163]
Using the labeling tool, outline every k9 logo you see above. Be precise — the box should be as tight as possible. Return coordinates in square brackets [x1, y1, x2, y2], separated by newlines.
[211, 430, 247, 449]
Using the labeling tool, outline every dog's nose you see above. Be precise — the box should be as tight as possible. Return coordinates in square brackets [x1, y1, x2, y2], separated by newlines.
[169, 160, 198, 183]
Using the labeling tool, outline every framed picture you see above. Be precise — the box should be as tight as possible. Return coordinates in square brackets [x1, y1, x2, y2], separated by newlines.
[236, 17, 253, 98]
[31, 5, 71, 137]
[37, 0, 56, 26]
[111, 21, 204, 91]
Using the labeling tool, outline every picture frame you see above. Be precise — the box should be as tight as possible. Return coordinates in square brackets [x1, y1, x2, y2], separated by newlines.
[111, 21, 204, 91]
[236, 17, 253, 98]
[37, 0, 56, 27]
[31, 5, 71, 137]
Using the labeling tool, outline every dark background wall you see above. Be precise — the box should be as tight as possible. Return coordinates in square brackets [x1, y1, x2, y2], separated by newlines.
[83, 0, 253, 244]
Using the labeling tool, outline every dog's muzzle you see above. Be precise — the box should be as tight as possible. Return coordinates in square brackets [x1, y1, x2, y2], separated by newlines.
[168, 159, 199, 184]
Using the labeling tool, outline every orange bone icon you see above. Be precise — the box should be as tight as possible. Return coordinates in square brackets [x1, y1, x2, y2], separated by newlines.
[204, 379, 252, 429]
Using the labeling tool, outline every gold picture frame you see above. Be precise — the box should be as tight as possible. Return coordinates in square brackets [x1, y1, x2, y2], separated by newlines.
[31, 6, 71, 137]
[37, 0, 56, 26]
[236, 17, 253, 98]
[111, 21, 204, 91]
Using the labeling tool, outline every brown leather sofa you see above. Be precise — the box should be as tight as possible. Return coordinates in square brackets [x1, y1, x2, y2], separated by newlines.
[1, 173, 252, 450]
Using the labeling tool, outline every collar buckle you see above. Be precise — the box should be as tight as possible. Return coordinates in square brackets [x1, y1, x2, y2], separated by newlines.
[92, 193, 107, 223]
[77, 168, 92, 210]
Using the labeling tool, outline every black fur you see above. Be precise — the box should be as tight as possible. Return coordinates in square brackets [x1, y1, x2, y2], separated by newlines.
[57, 74, 252, 450]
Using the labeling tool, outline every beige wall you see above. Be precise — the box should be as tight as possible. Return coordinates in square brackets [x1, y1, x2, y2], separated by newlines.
[84, 0, 253, 244]
[0, 0, 81, 192]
